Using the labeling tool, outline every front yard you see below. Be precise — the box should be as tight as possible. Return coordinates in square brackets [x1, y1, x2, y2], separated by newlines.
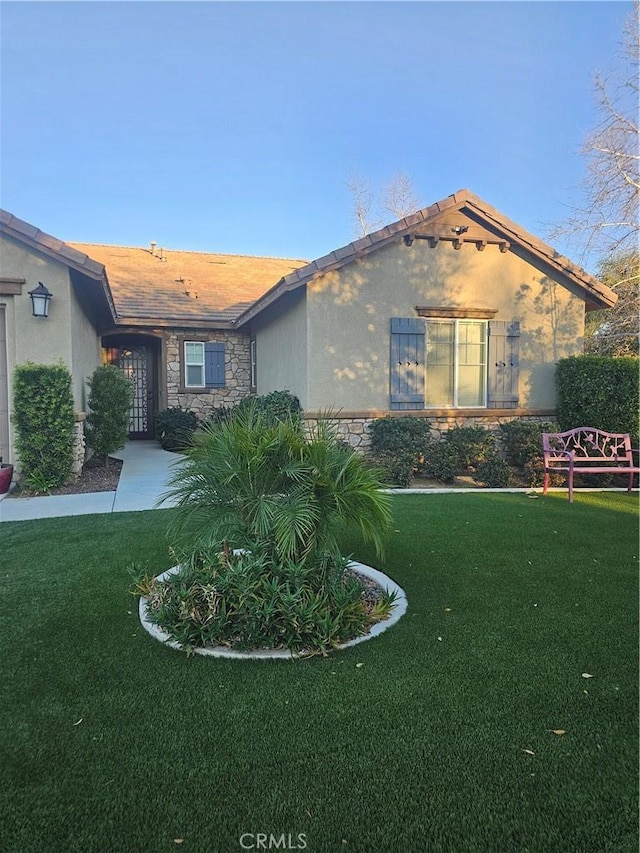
[1, 493, 637, 852]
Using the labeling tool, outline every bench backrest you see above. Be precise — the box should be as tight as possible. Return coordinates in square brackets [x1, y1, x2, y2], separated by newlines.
[542, 428, 633, 464]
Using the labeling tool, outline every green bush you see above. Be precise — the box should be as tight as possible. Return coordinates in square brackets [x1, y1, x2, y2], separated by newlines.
[368, 416, 433, 486]
[556, 356, 639, 441]
[420, 441, 461, 483]
[202, 391, 302, 433]
[473, 454, 512, 488]
[499, 420, 555, 469]
[13, 363, 75, 491]
[236, 389, 302, 425]
[444, 426, 496, 469]
[85, 365, 134, 460]
[370, 448, 416, 488]
[143, 550, 395, 655]
[368, 416, 433, 454]
[499, 420, 564, 488]
[164, 404, 392, 577]
[158, 404, 393, 653]
[155, 407, 199, 451]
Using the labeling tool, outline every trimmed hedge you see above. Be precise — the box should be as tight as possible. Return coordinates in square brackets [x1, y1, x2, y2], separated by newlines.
[86, 365, 134, 458]
[236, 389, 302, 425]
[368, 417, 433, 487]
[13, 362, 75, 491]
[556, 356, 639, 441]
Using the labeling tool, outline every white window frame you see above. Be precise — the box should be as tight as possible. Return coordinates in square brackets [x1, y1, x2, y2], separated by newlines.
[425, 319, 488, 409]
[184, 341, 205, 388]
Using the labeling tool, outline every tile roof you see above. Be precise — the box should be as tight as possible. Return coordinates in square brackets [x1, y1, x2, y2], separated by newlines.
[67, 242, 308, 326]
[235, 189, 616, 325]
[0, 209, 105, 280]
[3, 189, 615, 333]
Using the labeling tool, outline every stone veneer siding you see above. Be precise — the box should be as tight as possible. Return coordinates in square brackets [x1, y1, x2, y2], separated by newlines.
[304, 412, 556, 453]
[71, 413, 86, 481]
[165, 330, 251, 418]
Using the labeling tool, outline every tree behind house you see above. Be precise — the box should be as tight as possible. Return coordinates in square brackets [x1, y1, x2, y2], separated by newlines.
[85, 365, 134, 464]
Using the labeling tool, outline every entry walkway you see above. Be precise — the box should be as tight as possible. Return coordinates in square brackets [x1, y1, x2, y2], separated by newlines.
[0, 442, 183, 522]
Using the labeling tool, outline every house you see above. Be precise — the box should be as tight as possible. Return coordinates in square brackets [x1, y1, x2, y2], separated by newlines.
[0, 190, 616, 469]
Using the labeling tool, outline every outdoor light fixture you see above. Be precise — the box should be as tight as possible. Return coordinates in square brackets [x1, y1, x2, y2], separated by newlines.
[28, 281, 52, 318]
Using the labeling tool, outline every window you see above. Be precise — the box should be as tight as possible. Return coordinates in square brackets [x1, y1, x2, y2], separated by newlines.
[425, 320, 487, 408]
[185, 342, 205, 387]
[183, 341, 225, 389]
[250, 339, 257, 390]
[390, 318, 519, 410]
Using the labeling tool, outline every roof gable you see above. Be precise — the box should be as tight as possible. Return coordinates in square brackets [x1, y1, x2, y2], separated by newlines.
[235, 189, 616, 325]
[0, 209, 106, 279]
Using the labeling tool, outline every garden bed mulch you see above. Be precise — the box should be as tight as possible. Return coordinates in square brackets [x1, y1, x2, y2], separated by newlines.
[8, 455, 123, 498]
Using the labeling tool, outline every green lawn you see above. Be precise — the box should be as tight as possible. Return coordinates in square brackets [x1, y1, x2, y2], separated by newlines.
[1, 493, 638, 853]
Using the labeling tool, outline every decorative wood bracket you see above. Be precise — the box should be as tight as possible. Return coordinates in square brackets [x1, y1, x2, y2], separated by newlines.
[402, 229, 512, 254]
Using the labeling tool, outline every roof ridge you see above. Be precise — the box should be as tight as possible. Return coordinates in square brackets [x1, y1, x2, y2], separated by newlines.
[70, 241, 308, 264]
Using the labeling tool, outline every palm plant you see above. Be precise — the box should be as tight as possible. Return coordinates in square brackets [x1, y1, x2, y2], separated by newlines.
[161, 404, 392, 576]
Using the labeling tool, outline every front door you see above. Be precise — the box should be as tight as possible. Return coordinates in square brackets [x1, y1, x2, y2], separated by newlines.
[116, 344, 155, 438]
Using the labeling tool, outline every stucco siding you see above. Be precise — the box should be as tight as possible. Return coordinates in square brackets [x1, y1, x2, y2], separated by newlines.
[0, 234, 103, 462]
[255, 290, 308, 408]
[69, 284, 102, 411]
[1, 234, 74, 369]
[306, 238, 585, 412]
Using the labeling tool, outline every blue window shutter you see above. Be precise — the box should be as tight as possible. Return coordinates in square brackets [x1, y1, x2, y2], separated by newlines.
[204, 342, 225, 388]
[487, 321, 519, 408]
[390, 318, 425, 410]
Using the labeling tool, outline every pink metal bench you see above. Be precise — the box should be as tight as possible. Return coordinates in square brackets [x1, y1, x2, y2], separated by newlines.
[542, 428, 640, 503]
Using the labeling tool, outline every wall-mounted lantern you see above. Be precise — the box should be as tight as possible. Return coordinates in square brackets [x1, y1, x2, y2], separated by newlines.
[28, 281, 52, 317]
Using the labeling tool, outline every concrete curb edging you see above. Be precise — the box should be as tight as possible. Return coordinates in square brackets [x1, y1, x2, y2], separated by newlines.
[139, 561, 408, 660]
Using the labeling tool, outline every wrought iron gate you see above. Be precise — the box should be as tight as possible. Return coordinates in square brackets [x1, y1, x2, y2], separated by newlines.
[116, 345, 154, 438]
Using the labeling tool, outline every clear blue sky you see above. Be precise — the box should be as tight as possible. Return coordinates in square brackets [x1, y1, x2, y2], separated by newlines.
[0, 1, 632, 272]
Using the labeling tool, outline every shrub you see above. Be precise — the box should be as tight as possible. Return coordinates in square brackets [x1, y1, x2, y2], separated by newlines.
[420, 441, 461, 483]
[499, 420, 555, 469]
[498, 420, 559, 488]
[155, 407, 199, 451]
[473, 454, 512, 488]
[143, 550, 395, 655]
[556, 356, 639, 442]
[368, 416, 433, 454]
[205, 406, 236, 427]
[158, 405, 394, 653]
[236, 389, 302, 425]
[368, 416, 433, 486]
[444, 426, 496, 469]
[85, 365, 134, 461]
[163, 404, 392, 577]
[13, 362, 75, 491]
[370, 448, 416, 488]
[201, 391, 302, 433]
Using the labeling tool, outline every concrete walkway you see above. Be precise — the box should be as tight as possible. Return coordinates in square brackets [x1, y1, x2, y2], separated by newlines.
[0, 442, 183, 522]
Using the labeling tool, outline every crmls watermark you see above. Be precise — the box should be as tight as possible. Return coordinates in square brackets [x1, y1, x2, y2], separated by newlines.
[239, 833, 307, 850]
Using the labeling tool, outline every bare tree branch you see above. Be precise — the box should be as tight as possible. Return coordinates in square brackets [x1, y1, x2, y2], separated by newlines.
[382, 171, 421, 221]
[347, 171, 422, 238]
[346, 173, 379, 238]
[550, 2, 639, 262]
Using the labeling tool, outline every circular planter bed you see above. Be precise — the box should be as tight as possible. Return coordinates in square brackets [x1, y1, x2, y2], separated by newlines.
[139, 560, 407, 660]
